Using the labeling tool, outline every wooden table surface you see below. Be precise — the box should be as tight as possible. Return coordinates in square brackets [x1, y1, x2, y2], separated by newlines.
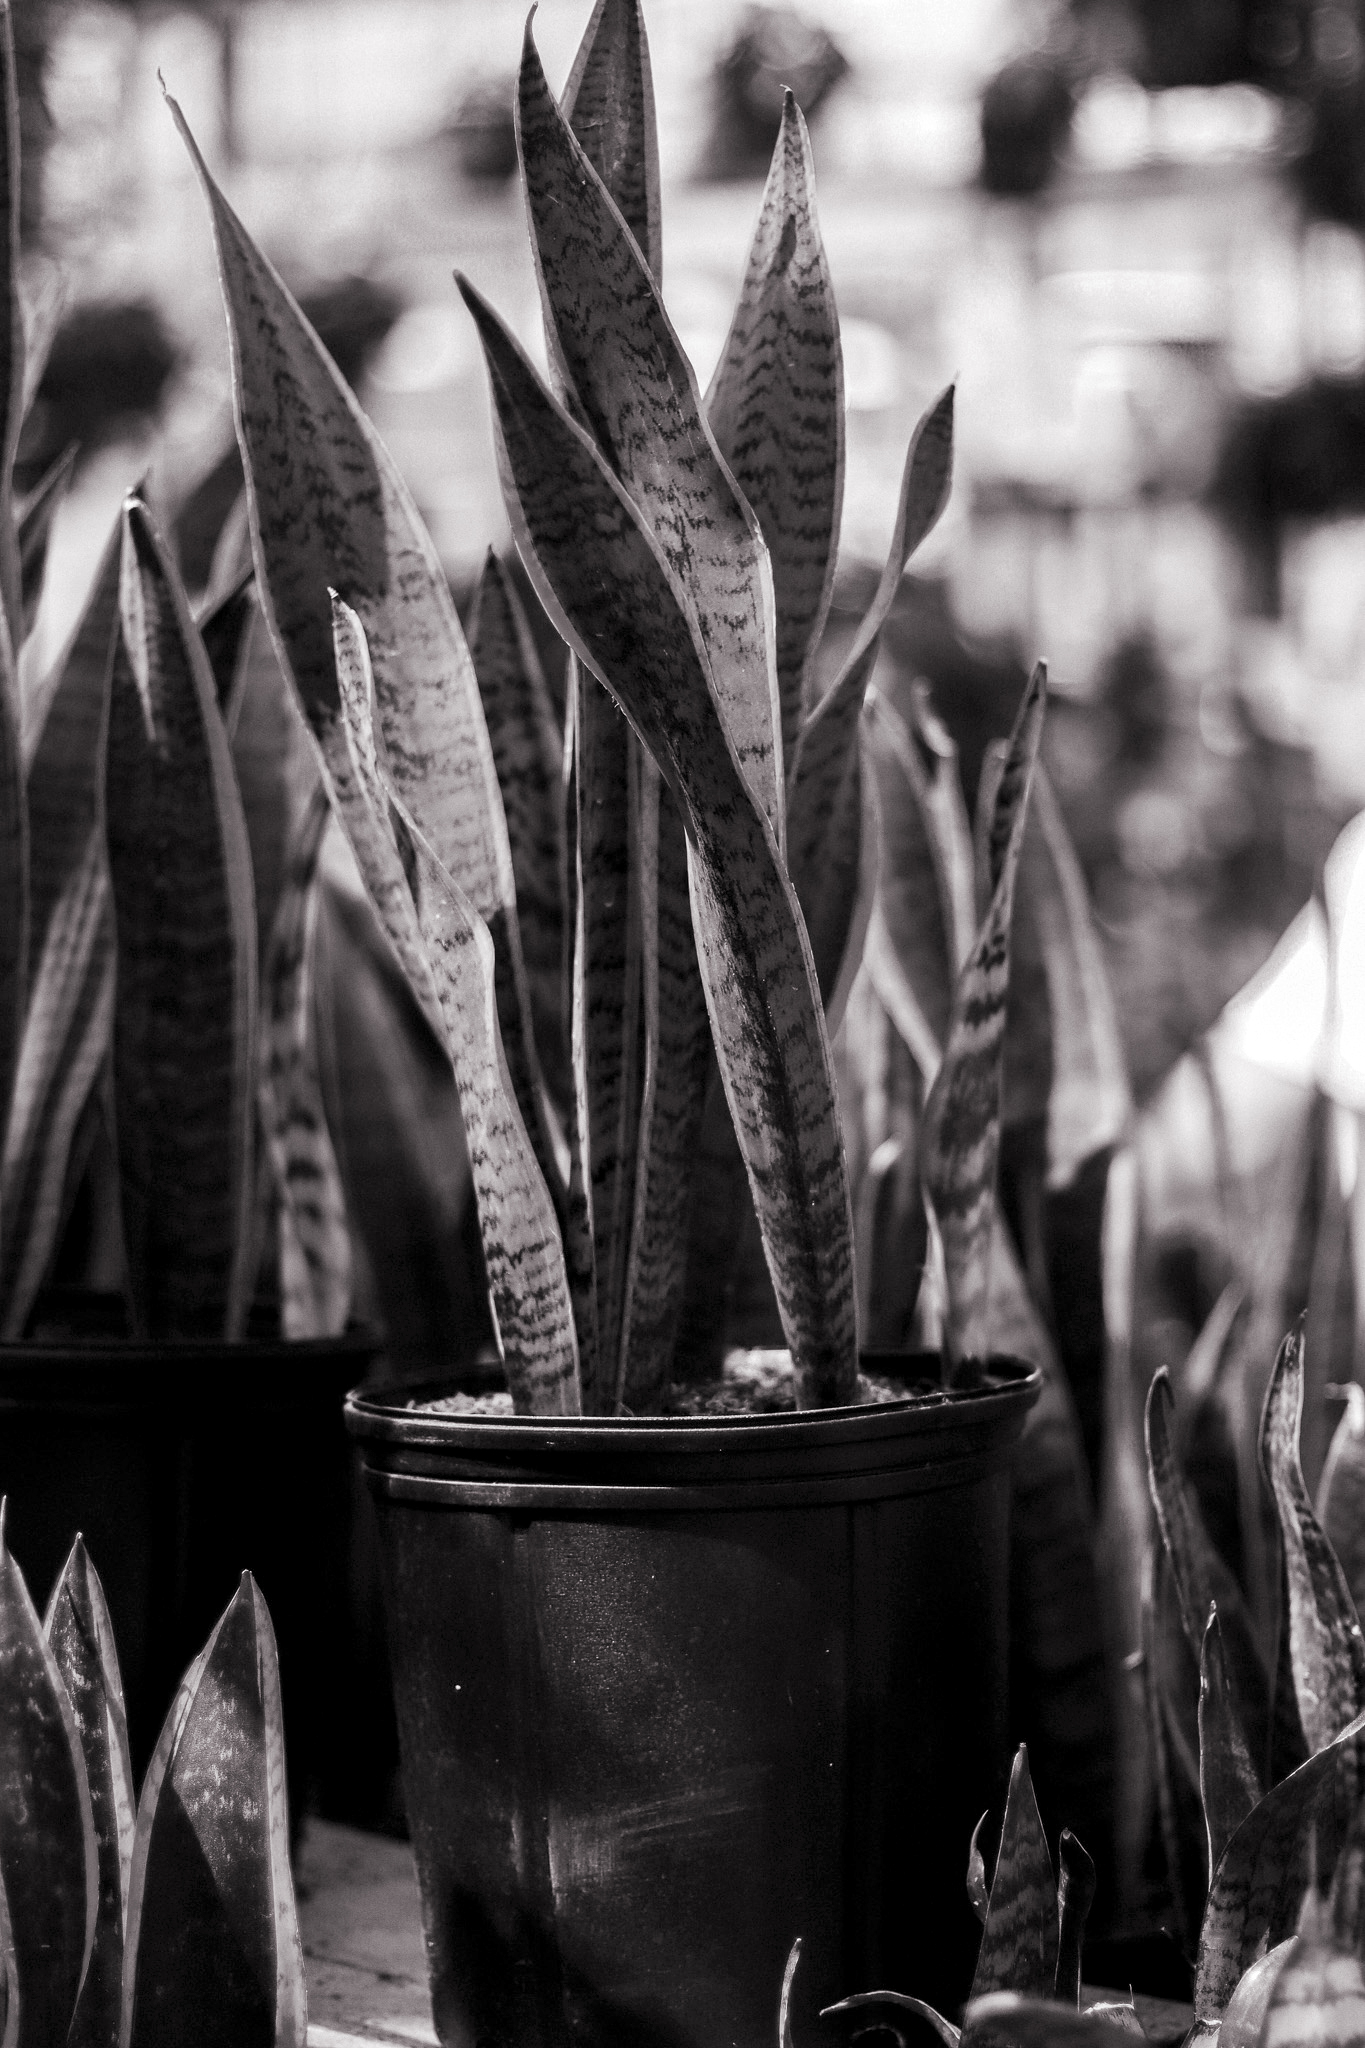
[296, 1822, 1195, 2048]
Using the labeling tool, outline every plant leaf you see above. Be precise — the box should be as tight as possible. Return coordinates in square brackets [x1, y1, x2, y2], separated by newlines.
[105, 496, 257, 1340]
[1193, 1704, 1365, 2024]
[0, 1503, 97, 2048]
[121, 1574, 306, 2048]
[0, 525, 119, 1337]
[1142, 1543, 1206, 1956]
[516, 24, 783, 844]
[0, 0, 21, 647]
[922, 664, 1045, 1373]
[461, 275, 857, 1405]
[332, 596, 578, 1411]
[1317, 1384, 1365, 1633]
[823, 1994, 960, 2048]
[467, 550, 569, 1110]
[44, 1538, 135, 2048]
[1260, 1324, 1365, 1758]
[970, 1744, 1058, 2001]
[706, 92, 842, 770]
[258, 786, 351, 1340]
[1253, 1896, 1365, 2048]
[779, 1940, 800, 2048]
[560, 0, 661, 282]
[16, 443, 75, 647]
[1200, 1604, 1265, 1876]
[964, 1994, 1149, 2048]
[975, 738, 1051, 1136]
[1328, 1757, 1365, 1954]
[1055, 1830, 1096, 2006]
[968, 1811, 991, 1925]
[195, 565, 256, 730]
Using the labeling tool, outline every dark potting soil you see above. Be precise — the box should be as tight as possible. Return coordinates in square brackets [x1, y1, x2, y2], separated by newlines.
[413, 1348, 955, 1418]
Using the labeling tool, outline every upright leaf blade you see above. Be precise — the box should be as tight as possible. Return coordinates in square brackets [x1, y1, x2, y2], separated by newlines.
[104, 497, 257, 1340]
[1200, 1605, 1265, 1876]
[706, 92, 843, 769]
[44, 1539, 135, 2048]
[1054, 1830, 1096, 2006]
[969, 1744, 1058, 2001]
[16, 443, 76, 647]
[0, 0, 21, 645]
[516, 27, 784, 845]
[462, 278, 857, 1404]
[922, 665, 1045, 1371]
[560, 0, 661, 282]
[1318, 1384, 1365, 1633]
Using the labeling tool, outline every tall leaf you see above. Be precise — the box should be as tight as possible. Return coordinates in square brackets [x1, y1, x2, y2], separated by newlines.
[258, 786, 351, 1340]
[922, 664, 1045, 1372]
[16, 443, 75, 647]
[461, 277, 857, 1404]
[332, 598, 579, 1413]
[1054, 1830, 1096, 2006]
[706, 92, 843, 769]
[1260, 1324, 1365, 1759]
[1256, 1893, 1365, 2048]
[560, 0, 661, 282]
[1200, 1605, 1264, 1875]
[1317, 1384, 1365, 1632]
[969, 1744, 1058, 2001]
[195, 565, 255, 729]
[975, 739, 1051, 1140]
[121, 1575, 306, 2048]
[104, 497, 257, 1341]
[516, 25, 783, 844]
[0, 1504, 98, 2048]
[0, 0, 21, 645]
[0, 525, 119, 1335]
[44, 1538, 135, 2048]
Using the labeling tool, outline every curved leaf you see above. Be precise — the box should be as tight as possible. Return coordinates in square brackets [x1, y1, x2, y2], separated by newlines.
[560, 0, 660, 282]
[1317, 1384, 1365, 1633]
[823, 1994, 960, 2048]
[16, 443, 75, 647]
[1260, 1324, 1365, 1758]
[706, 91, 842, 768]
[1256, 1897, 1365, 2048]
[964, 1995, 1147, 2048]
[970, 1744, 1058, 2002]
[516, 25, 783, 844]
[105, 496, 257, 1340]
[968, 1811, 991, 1925]
[332, 597, 577, 1412]
[121, 1575, 305, 2048]
[779, 1940, 801, 2048]
[44, 1538, 135, 2048]
[258, 787, 351, 1340]
[922, 665, 1045, 1373]
[1200, 1605, 1264, 1876]
[0, 1504, 97, 2048]
[460, 276, 857, 1404]
[1055, 1830, 1096, 2007]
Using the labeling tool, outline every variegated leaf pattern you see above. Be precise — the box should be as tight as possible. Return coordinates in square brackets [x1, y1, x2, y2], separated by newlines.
[516, 28, 783, 844]
[259, 786, 351, 1341]
[969, 1744, 1058, 2001]
[331, 597, 578, 1410]
[0, 1503, 97, 2048]
[975, 738, 1051, 1135]
[706, 92, 842, 769]
[1200, 1605, 1264, 1876]
[0, 524, 119, 1337]
[922, 665, 1045, 1373]
[105, 497, 257, 1341]
[1054, 1829, 1096, 2006]
[1319, 1384, 1365, 1671]
[786, 384, 954, 966]
[463, 279, 857, 1403]
[1329, 1760, 1365, 1955]
[823, 1994, 959, 2048]
[0, 0, 21, 647]
[16, 443, 75, 646]
[1208, 1942, 1292, 2048]
[44, 1538, 135, 2048]
[467, 550, 569, 1110]
[1145, 1368, 1271, 1779]
[1260, 1325, 1365, 1759]
[1256, 1895, 1365, 2048]
[1193, 1705, 1365, 2025]
[1143, 1543, 1209, 1955]
[121, 1575, 306, 2048]
[560, 0, 661, 282]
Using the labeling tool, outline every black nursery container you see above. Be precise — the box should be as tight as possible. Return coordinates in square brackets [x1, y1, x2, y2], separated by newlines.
[349, 1354, 1040, 2048]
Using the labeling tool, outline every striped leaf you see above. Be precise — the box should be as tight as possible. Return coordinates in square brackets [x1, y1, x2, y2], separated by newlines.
[467, 551, 568, 1110]
[0, 1502, 97, 2048]
[1255, 1899, 1365, 2048]
[44, 1538, 135, 2048]
[105, 497, 257, 1341]
[922, 665, 1045, 1373]
[258, 786, 351, 1341]
[0, 525, 119, 1337]
[333, 597, 579, 1413]
[1054, 1830, 1096, 2006]
[706, 92, 842, 769]
[975, 739, 1051, 1137]
[1317, 1384, 1365, 1640]
[560, 0, 661, 281]
[0, 0, 21, 647]
[462, 277, 857, 1404]
[16, 443, 75, 647]
[1193, 1705, 1365, 2025]
[121, 1575, 305, 2048]
[969, 1744, 1058, 2001]
[1218, 1942, 1294, 2048]
[1260, 1324, 1365, 1759]
[516, 26, 783, 844]
[786, 387, 954, 1002]
[1200, 1605, 1264, 1876]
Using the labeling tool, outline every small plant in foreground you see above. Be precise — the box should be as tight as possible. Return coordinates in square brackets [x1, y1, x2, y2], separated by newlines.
[0, 1507, 303, 2048]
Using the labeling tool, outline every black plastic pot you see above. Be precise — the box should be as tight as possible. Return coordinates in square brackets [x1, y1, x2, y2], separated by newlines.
[0, 1320, 376, 1793]
[349, 1355, 1040, 2048]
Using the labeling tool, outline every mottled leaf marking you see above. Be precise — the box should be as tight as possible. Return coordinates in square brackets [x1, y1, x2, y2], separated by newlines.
[1256, 1892, 1365, 2048]
[460, 279, 857, 1403]
[922, 665, 1045, 1372]
[706, 92, 842, 769]
[105, 498, 257, 1341]
[44, 1539, 134, 2048]
[560, 0, 661, 282]
[970, 1744, 1058, 2001]
[517, 27, 783, 846]
[1201, 1605, 1265, 1876]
